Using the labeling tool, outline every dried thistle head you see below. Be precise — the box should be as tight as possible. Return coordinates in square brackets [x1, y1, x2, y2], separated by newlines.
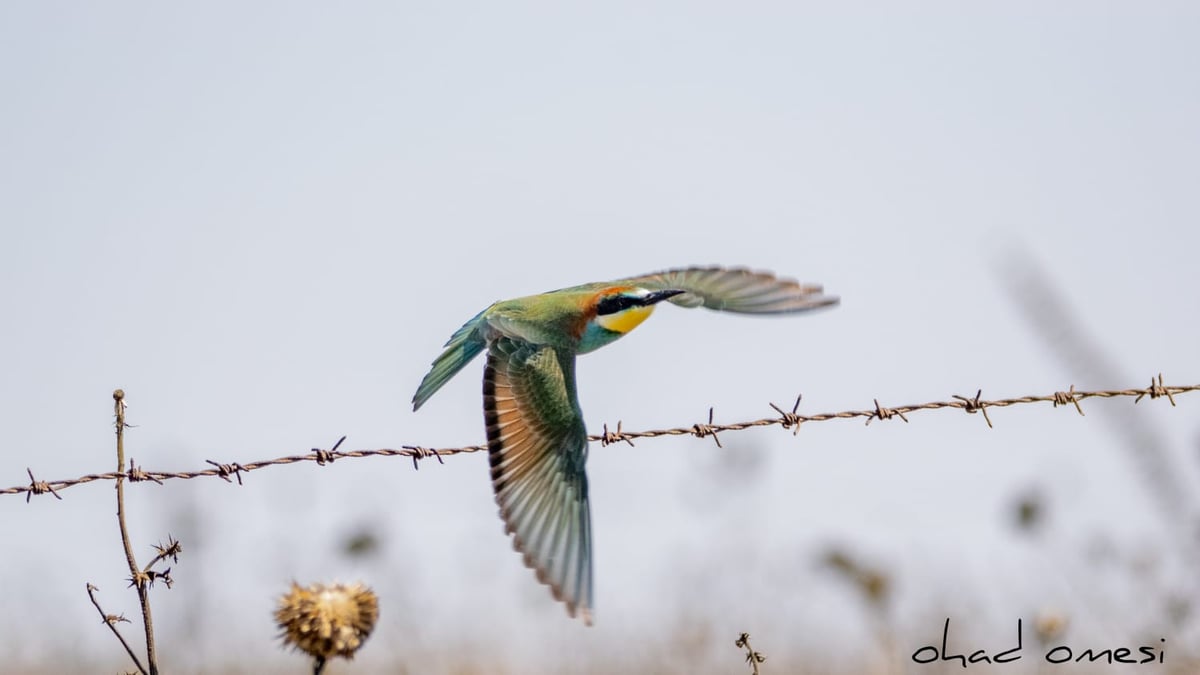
[1034, 608, 1069, 643]
[275, 581, 379, 661]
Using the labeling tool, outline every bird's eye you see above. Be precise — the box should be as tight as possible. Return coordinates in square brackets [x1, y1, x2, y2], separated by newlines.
[596, 294, 640, 316]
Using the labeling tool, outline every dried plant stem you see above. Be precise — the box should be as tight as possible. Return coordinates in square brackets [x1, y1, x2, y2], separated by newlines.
[142, 536, 182, 575]
[86, 583, 148, 675]
[113, 389, 159, 675]
[313, 656, 327, 675]
[736, 632, 765, 675]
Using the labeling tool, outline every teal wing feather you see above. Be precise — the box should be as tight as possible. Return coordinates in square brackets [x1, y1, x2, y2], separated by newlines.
[618, 266, 838, 313]
[484, 337, 594, 624]
[412, 307, 489, 411]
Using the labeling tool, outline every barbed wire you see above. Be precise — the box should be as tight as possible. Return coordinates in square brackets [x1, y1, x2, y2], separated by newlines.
[4, 374, 1196, 501]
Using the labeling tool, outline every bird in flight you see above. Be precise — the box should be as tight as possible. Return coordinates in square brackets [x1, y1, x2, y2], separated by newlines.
[412, 266, 838, 624]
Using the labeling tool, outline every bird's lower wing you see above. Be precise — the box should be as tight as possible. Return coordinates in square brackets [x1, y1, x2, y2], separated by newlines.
[619, 266, 838, 314]
[484, 338, 594, 624]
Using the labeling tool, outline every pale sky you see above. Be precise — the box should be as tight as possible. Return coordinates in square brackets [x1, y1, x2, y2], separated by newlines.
[2, 2, 1198, 673]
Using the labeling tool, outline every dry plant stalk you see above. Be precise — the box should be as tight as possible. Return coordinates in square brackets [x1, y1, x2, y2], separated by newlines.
[736, 632, 766, 675]
[86, 582, 146, 674]
[84, 390, 181, 675]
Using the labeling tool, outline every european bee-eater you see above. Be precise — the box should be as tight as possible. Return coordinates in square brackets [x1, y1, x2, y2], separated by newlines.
[412, 266, 837, 624]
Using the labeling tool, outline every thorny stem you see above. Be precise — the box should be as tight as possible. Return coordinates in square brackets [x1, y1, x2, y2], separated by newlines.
[114, 390, 158, 675]
[736, 632, 765, 675]
[142, 536, 181, 575]
[86, 583, 148, 675]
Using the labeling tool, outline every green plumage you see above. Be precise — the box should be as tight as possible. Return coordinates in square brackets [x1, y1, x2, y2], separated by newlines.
[411, 266, 837, 623]
[411, 307, 489, 411]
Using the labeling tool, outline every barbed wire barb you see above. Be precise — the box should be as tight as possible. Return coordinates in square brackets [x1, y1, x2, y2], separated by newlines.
[769, 395, 804, 436]
[953, 390, 994, 428]
[311, 435, 346, 466]
[692, 407, 724, 447]
[403, 445, 442, 471]
[867, 398, 908, 425]
[127, 459, 162, 485]
[600, 421, 635, 447]
[204, 460, 247, 485]
[4, 376, 1198, 501]
[25, 468, 62, 502]
[1135, 373, 1176, 406]
[1052, 385, 1085, 416]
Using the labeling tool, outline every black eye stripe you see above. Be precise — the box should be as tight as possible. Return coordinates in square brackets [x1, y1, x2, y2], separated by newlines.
[597, 295, 641, 316]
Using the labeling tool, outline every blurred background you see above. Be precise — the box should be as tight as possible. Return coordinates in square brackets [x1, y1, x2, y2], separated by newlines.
[1, 2, 1198, 673]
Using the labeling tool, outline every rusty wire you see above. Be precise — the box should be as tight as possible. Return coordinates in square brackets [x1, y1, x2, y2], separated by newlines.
[3, 374, 1196, 501]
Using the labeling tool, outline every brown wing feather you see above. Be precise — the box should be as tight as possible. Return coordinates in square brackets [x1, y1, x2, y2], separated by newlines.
[483, 337, 594, 624]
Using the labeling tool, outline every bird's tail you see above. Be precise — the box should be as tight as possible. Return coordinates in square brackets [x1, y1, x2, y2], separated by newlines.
[412, 308, 489, 410]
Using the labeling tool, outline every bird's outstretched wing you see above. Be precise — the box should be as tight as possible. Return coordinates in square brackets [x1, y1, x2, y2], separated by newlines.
[618, 266, 838, 314]
[484, 337, 594, 624]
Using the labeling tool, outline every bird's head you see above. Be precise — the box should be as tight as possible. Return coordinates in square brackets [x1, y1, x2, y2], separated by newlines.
[589, 287, 685, 335]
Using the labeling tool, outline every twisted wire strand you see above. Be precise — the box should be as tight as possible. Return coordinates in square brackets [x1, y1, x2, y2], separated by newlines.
[5, 375, 1195, 501]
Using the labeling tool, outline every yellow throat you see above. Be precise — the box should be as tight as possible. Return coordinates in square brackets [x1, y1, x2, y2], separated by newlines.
[596, 303, 656, 334]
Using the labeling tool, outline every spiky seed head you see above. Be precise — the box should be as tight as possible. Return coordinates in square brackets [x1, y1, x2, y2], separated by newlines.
[275, 581, 379, 661]
[1034, 608, 1069, 642]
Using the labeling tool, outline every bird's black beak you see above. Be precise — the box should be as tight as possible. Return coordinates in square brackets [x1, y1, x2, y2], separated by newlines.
[642, 289, 685, 306]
